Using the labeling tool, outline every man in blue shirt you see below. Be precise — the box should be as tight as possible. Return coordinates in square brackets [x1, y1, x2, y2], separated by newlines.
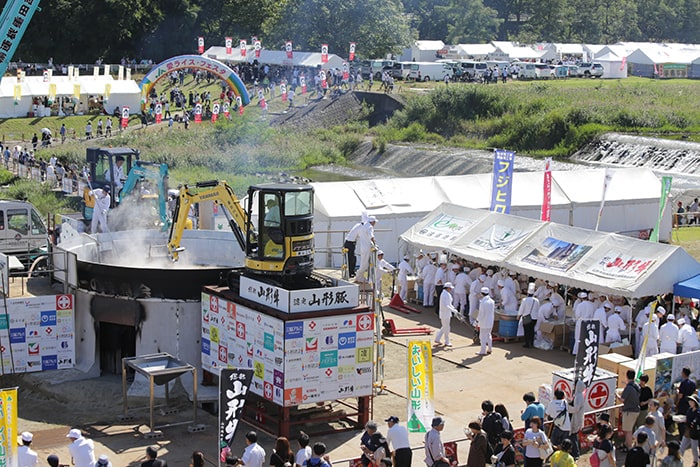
[521, 392, 545, 429]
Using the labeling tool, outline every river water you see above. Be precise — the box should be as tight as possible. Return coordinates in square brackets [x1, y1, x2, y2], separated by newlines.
[302, 136, 700, 195]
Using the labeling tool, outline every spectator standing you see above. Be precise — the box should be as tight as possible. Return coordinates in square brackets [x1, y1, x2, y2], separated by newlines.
[384, 416, 411, 467]
[270, 437, 294, 467]
[141, 446, 167, 467]
[294, 432, 311, 467]
[240, 431, 266, 467]
[66, 429, 95, 467]
[465, 421, 489, 467]
[618, 369, 641, 451]
[521, 392, 545, 429]
[424, 417, 447, 467]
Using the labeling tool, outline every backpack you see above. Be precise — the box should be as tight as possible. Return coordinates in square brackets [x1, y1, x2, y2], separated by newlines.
[689, 409, 700, 440]
[483, 412, 504, 446]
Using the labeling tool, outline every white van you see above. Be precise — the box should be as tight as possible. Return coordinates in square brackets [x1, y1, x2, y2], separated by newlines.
[512, 61, 537, 79]
[458, 60, 488, 79]
[408, 62, 453, 81]
[0, 200, 47, 254]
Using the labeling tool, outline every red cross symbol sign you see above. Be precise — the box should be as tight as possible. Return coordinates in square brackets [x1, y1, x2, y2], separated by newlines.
[357, 314, 373, 331]
[587, 382, 610, 409]
[554, 379, 572, 400]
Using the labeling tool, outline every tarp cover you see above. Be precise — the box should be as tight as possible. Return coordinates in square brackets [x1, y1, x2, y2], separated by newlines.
[674, 274, 700, 299]
[400, 203, 700, 298]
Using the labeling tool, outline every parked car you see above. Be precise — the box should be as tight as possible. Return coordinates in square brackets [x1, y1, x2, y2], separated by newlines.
[578, 62, 604, 78]
[534, 63, 554, 79]
[512, 61, 537, 79]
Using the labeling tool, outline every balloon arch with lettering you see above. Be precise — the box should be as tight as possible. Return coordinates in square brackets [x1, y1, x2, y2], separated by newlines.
[139, 55, 250, 108]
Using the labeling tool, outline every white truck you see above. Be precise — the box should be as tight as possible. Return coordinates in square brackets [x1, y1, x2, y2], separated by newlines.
[408, 62, 453, 81]
[0, 200, 47, 254]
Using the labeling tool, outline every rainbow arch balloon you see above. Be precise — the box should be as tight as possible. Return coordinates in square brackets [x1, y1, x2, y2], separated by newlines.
[139, 54, 250, 107]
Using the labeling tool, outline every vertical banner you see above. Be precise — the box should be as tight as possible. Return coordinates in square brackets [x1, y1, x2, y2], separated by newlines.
[0, 387, 18, 467]
[121, 107, 130, 128]
[320, 70, 327, 89]
[236, 96, 244, 115]
[594, 169, 613, 231]
[155, 103, 162, 124]
[13, 84, 21, 102]
[489, 149, 516, 214]
[541, 157, 552, 222]
[636, 301, 659, 380]
[104, 83, 111, 102]
[300, 76, 306, 94]
[280, 83, 287, 102]
[407, 341, 434, 433]
[349, 42, 356, 61]
[212, 102, 220, 122]
[118, 65, 124, 81]
[286, 41, 293, 59]
[223, 101, 231, 118]
[72, 84, 81, 101]
[254, 39, 261, 58]
[650, 176, 672, 242]
[43, 70, 50, 82]
[225, 37, 233, 55]
[240, 40, 247, 57]
[48, 83, 56, 104]
[198, 36, 205, 54]
[257, 90, 267, 111]
[321, 44, 329, 63]
[0, 253, 8, 296]
[194, 103, 203, 123]
[574, 320, 600, 387]
[342, 62, 349, 80]
[219, 369, 254, 462]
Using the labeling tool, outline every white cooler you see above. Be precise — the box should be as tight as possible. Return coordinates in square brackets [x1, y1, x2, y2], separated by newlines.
[552, 367, 618, 413]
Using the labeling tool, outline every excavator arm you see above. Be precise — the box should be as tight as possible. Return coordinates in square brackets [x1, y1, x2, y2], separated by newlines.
[120, 161, 170, 230]
[167, 180, 249, 260]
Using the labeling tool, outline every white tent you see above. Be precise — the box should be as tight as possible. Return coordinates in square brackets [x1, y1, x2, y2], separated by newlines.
[312, 168, 671, 267]
[410, 41, 445, 62]
[456, 44, 495, 59]
[595, 51, 627, 78]
[399, 203, 700, 298]
[0, 75, 141, 118]
[203, 46, 346, 68]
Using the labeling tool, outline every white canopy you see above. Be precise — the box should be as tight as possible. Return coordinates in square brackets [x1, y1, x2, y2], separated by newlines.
[203, 46, 346, 68]
[312, 167, 671, 267]
[400, 203, 700, 298]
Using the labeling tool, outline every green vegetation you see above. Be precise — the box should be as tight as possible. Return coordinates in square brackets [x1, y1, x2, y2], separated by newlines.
[378, 78, 700, 157]
[0, 179, 73, 217]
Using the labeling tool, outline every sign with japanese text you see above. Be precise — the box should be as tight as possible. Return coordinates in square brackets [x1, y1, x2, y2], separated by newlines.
[541, 157, 552, 222]
[0, 0, 42, 78]
[321, 44, 329, 63]
[349, 42, 356, 61]
[0, 387, 17, 467]
[574, 320, 600, 387]
[219, 368, 253, 459]
[416, 212, 473, 242]
[490, 149, 515, 214]
[286, 41, 293, 59]
[238, 276, 358, 313]
[588, 251, 656, 280]
[225, 37, 233, 55]
[240, 39, 247, 57]
[552, 367, 616, 414]
[254, 39, 261, 58]
[407, 341, 434, 433]
[197, 36, 204, 54]
[0, 295, 75, 374]
[522, 236, 592, 272]
[202, 292, 373, 407]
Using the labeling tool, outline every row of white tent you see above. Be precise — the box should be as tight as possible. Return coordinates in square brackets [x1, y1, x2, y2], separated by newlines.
[0, 75, 141, 118]
[202, 47, 346, 69]
[311, 167, 671, 268]
[399, 202, 700, 298]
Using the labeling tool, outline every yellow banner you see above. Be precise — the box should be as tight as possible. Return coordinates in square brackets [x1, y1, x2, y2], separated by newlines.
[0, 387, 18, 467]
[48, 83, 57, 100]
[13, 85, 21, 101]
[406, 341, 434, 433]
[73, 84, 81, 99]
[104, 83, 111, 99]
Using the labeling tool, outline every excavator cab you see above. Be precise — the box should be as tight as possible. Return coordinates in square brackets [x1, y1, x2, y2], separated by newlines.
[245, 184, 314, 277]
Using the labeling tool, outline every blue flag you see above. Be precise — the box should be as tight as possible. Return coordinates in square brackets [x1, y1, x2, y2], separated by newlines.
[490, 149, 516, 214]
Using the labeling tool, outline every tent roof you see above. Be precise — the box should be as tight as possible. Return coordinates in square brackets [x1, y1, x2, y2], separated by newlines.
[400, 203, 700, 297]
[627, 47, 700, 65]
[674, 274, 700, 299]
[595, 52, 621, 61]
[0, 76, 138, 97]
[203, 46, 345, 67]
[456, 44, 495, 56]
[554, 43, 585, 55]
[414, 41, 445, 50]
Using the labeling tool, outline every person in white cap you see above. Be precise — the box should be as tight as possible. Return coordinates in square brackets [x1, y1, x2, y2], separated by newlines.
[433, 260, 448, 313]
[518, 283, 539, 349]
[592, 301, 611, 342]
[468, 274, 486, 325]
[477, 286, 495, 355]
[447, 262, 459, 284]
[497, 279, 517, 314]
[18, 431, 37, 467]
[355, 216, 377, 283]
[678, 317, 700, 353]
[453, 267, 470, 316]
[95, 454, 112, 467]
[641, 311, 660, 357]
[572, 291, 594, 355]
[659, 314, 679, 354]
[344, 218, 365, 278]
[67, 428, 95, 467]
[434, 282, 457, 347]
[606, 306, 626, 344]
[421, 257, 437, 308]
[374, 250, 396, 295]
[636, 305, 652, 356]
[397, 255, 413, 302]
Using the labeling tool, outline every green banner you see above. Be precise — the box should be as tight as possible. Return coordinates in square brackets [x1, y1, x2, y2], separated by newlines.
[650, 176, 672, 242]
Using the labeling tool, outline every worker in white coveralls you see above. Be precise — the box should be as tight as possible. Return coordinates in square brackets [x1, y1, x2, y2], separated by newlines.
[375, 250, 396, 295]
[605, 306, 626, 343]
[355, 216, 376, 283]
[659, 314, 679, 354]
[434, 282, 457, 347]
[397, 255, 413, 301]
[90, 186, 111, 234]
[453, 267, 470, 316]
[477, 286, 495, 355]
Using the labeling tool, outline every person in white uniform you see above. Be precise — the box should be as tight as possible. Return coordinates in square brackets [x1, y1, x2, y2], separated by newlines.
[90, 187, 111, 234]
[18, 432, 38, 467]
[67, 429, 95, 467]
[397, 255, 413, 301]
[421, 259, 437, 307]
[641, 313, 660, 356]
[573, 292, 595, 355]
[447, 263, 459, 284]
[469, 275, 486, 323]
[497, 279, 518, 314]
[375, 250, 396, 295]
[355, 216, 376, 283]
[453, 267, 470, 316]
[592, 301, 611, 342]
[678, 317, 700, 353]
[518, 283, 540, 349]
[477, 286, 495, 355]
[434, 282, 458, 347]
[606, 306, 626, 344]
[549, 287, 566, 321]
[659, 314, 679, 354]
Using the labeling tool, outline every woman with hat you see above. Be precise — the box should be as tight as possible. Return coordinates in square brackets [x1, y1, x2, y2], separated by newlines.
[680, 393, 700, 466]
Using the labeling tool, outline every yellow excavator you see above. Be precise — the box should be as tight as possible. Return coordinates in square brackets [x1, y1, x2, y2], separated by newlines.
[167, 180, 315, 278]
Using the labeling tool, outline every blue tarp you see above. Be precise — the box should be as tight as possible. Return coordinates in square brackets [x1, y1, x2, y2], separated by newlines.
[674, 274, 700, 299]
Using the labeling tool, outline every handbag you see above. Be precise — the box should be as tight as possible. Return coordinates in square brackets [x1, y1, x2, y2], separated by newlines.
[538, 434, 554, 460]
[522, 314, 533, 326]
[589, 451, 601, 467]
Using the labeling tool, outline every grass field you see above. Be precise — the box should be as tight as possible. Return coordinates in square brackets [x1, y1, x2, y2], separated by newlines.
[672, 226, 700, 260]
